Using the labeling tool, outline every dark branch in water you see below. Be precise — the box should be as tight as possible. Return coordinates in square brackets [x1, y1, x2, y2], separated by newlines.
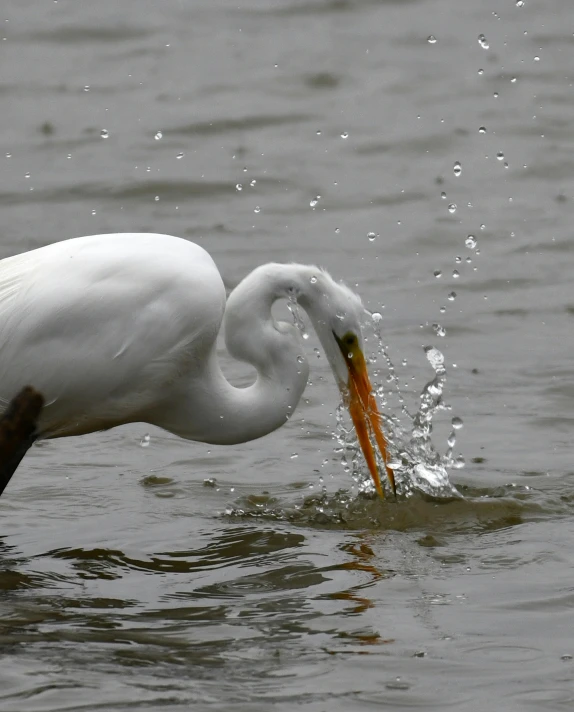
[0, 387, 44, 498]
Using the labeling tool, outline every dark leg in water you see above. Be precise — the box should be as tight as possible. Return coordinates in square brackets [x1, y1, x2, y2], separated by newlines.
[0, 387, 44, 498]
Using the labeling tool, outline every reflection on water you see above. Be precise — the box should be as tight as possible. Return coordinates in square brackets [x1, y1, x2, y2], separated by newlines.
[0, 525, 397, 705]
[2, 469, 574, 708]
[2, 471, 571, 708]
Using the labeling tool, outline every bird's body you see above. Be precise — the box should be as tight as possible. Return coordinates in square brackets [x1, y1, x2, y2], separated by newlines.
[0, 233, 222, 439]
[0, 233, 394, 497]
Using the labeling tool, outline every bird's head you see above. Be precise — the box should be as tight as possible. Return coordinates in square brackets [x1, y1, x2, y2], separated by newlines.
[297, 269, 395, 498]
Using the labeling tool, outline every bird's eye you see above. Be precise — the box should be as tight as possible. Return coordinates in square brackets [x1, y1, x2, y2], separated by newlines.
[343, 333, 356, 347]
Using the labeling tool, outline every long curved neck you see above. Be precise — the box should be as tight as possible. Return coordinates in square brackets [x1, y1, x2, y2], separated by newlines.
[158, 264, 315, 445]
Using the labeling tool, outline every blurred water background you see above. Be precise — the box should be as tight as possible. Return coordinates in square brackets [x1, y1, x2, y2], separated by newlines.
[1, 0, 574, 710]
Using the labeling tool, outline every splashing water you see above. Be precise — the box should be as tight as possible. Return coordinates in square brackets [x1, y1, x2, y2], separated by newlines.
[286, 294, 462, 501]
[333, 313, 463, 501]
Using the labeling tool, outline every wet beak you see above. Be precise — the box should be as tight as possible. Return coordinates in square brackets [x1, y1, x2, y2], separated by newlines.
[334, 333, 395, 498]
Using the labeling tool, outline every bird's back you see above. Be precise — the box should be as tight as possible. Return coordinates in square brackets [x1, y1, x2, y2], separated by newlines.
[0, 233, 226, 437]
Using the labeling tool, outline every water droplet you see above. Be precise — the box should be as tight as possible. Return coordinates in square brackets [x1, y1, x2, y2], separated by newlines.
[433, 270, 442, 278]
[439, 306, 446, 313]
[452, 416, 463, 429]
[340, 131, 349, 139]
[453, 161, 462, 177]
[91, 209, 96, 215]
[447, 291, 457, 301]
[447, 433, 456, 448]
[254, 206, 261, 213]
[424, 346, 445, 370]
[236, 183, 243, 191]
[367, 231, 377, 242]
[177, 152, 184, 159]
[511, 76, 517, 83]
[154, 131, 163, 140]
[452, 270, 460, 279]
[335, 227, 340, 233]
[441, 191, 447, 199]
[493, 92, 499, 98]
[479, 126, 486, 134]
[448, 203, 457, 214]
[296, 355, 304, 363]
[316, 129, 322, 135]
[310, 196, 320, 208]
[534, 55, 540, 61]
[455, 256, 462, 264]
[465, 235, 477, 249]
[290, 453, 298, 459]
[314, 347, 321, 358]
[371, 312, 383, 323]
[336, 311, 345, 320]
[432, 323, 446, 337]
[427, 35, 437, 44]
[5, 152, 11, 158]
[454, 455, 465, 468]
[100, 129, 109, 138]
[478, 68, 484, 75]
[496, 151, 504, 161]
[310, 275, 318, 284]
[478, 34, 489, 49]
[24, 172, 30, 179]
[516, 0, 524, 6]
[154, 195, 159, 201]
[250, 179, 256, 187]
[140, 433, 151, 447]
[83, 85, 90, 92]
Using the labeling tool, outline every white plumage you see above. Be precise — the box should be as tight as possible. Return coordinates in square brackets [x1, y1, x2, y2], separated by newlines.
[0, 233, 394, 496]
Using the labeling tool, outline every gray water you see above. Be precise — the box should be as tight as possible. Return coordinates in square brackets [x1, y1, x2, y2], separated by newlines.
[1, 0, 574, 709]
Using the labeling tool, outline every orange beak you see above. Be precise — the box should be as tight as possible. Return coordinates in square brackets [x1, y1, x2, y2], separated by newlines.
[334, 333, 395, 498]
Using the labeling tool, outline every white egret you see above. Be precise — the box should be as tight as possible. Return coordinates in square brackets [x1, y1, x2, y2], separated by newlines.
[0, 233, 394, 497]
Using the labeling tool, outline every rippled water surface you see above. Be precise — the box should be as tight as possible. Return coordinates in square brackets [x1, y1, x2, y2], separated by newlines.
[2, 1, 574, 709]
